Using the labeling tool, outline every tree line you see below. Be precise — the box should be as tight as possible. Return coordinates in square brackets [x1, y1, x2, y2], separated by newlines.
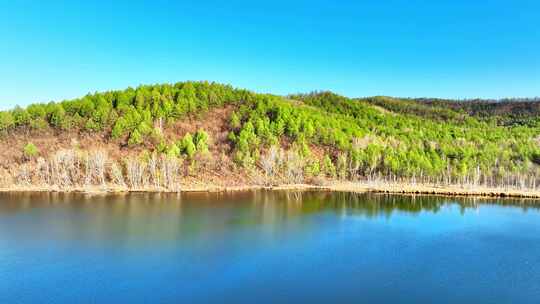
[2, 81, 540, 190]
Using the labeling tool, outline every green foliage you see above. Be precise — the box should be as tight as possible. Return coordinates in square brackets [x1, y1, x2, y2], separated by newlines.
[85, 119, 101, 131]
[305, 159, 321, 177]
[336, 153, 348, 180]
[12, 106, 30, 126]
[31, 119, 50, 130]
[138, 149, 151, 162]
[227, 131, 237, 142]
[23, 143, 39, 159]
[27, 104, 47, 121]
[166, 143, 181, 158]
[297, 141, 311, 158]
[150, 127, 164, 143]
[322, 155, 336, 178]
[0, 111, 14, 131]
[0, 81, 248, 139]
[234, 150, 255, 168]
[128, 129, 143, 146]
[179, 133, 196, 158]
[194, 129, 210, 154]
[225, 91, 540, 181]
[230, 112, 241, 129]
[48, 104, 68, 129]
[2, 81, 540, 183]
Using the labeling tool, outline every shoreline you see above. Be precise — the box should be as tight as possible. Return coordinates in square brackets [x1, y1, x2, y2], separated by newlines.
[2, 182, 540, 199]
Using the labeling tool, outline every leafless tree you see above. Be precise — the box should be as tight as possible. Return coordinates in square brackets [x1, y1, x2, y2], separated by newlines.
[110, 161, 125, 187]
[148, 153, 160, 188]
[260, 145, 279, 185]
[161, 156, 181, 190]
[50, 149, 78, 188]
[36, 157, 50, 185]
[16, 164, 31, 185]
[85, 150, 107, 185]
[284, 149, 304, 184]
[126, 157, 146, 189]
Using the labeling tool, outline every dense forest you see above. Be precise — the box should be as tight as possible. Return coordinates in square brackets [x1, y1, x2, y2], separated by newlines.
[1, 81, 539, 191]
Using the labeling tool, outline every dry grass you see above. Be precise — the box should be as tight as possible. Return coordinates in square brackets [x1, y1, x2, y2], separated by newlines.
[4, 180, 540, 200]
[326, 181, 540, 199]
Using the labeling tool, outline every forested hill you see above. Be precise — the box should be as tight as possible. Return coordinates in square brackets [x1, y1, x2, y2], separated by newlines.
[415, 97, 540, 126]
[0, 81, 539, 190]
[361, 95, 540, 126]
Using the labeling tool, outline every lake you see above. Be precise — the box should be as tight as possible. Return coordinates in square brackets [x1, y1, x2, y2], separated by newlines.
[1, 191, 540, 303]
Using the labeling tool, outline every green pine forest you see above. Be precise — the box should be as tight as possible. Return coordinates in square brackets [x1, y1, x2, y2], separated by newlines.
[1, 81, 540, 190]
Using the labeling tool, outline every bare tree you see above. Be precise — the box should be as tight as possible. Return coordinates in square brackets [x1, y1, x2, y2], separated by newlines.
[109, 161, 125, 187]
[50, 149, 78, 188]
[260, 145, 279, 185]
[85, 150, 108, 186]
[161, 156, 181, 190]
[284, 149, 304, 184]
[126, 158, 146, 189]
[16, 164, 31, 185]
[148, 153, 160, 189]
[36, 157, 50, 185]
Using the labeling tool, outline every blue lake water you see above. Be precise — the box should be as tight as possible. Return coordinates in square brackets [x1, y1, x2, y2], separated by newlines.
[1, 191, 540, 303]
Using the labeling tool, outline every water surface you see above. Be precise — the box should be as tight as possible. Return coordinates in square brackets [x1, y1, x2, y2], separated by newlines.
[1, 191, 540, 303]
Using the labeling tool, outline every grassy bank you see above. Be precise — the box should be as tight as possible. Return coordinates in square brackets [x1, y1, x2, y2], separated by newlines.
[3, 181, 540, 199]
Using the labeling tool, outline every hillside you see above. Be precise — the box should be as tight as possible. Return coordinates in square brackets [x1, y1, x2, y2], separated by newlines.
[1, 81, 540, 193]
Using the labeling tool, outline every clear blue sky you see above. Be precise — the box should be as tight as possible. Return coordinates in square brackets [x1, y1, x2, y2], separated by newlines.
[1, 0, 539, 109]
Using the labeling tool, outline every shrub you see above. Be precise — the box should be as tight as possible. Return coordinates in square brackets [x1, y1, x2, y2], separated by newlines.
[30, 118, 49, 130]
[305, 159, 321, 177]
[230, 112, 241, 129]
[128, 129, 144, 146]
[85, 119, 101, 131]
[12, 106, 30, 126]
[194, 129, 210, 154]
[322, 155, 336, 178]
[0, 112, 15, 131]
[179, 133, 196, 158]
[166, 143, 181, 158]
[48, 104, 68, 129]
[111, 118, 128, 139]
[336, 153, 348, 180]
[23, 143, 39, 159]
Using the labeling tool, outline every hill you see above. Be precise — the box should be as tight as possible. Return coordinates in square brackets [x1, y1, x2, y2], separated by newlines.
[1, 81, 540, 194]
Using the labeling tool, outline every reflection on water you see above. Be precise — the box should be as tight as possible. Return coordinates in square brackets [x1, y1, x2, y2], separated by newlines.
[1, 190, 538, 254]
[1, 190, 539, 218]
[1, 191, 539, 247]
[1, 191, 540, 304]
